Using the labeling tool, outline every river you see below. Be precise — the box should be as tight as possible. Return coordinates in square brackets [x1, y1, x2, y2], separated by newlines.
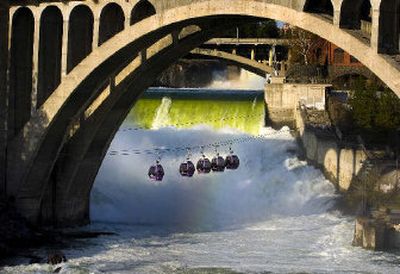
[2, 87, 400, 273]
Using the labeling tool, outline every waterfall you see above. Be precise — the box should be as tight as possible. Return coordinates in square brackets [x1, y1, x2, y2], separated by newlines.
[151, 97, 172, 129]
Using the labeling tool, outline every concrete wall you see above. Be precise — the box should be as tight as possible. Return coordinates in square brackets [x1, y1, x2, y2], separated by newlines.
[353, 216, 400, 250]
[0, 2, 9, 198]
[265, 82, 366, 190]
[389, 224, 400, 248]
[353, 217, 386, 250]
[294, 106, 367, 191]
[265, 82, 328, 128]
[265, 83, 328, 111]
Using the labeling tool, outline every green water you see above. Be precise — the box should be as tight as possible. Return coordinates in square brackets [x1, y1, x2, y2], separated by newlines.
[124, 88, 266, 135]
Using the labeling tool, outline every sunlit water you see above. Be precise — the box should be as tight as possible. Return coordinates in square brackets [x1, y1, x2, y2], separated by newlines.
[2, 88, 400, 274]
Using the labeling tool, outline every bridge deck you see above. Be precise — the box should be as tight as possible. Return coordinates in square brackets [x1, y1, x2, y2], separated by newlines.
[205, 38, 290, 46]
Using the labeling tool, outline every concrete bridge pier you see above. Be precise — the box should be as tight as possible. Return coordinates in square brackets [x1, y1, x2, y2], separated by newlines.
[268, 48, 273, 67]
[0, 2, 9, 199]
[371, 6, 380, 52]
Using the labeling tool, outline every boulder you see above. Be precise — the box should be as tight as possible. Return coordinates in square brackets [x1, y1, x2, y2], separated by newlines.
[47, 252, 67, 265]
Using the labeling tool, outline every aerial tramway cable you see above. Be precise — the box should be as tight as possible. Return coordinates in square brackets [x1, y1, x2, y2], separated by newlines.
[118, 113, 264, 132]
[108, 129, 291, 182]
[108, 130, 289, 157]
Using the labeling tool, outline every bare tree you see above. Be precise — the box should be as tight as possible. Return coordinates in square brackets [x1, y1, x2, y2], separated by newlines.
[285, 26, 325, 65]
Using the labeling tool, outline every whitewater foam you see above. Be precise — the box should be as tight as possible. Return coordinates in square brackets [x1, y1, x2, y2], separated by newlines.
[207, 69, 266, 90]
[90, 125, 336, 229]
[151, 97, 172, 130]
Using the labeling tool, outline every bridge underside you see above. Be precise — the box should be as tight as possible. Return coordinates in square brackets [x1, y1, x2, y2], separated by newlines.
[3, 0, 400, 227]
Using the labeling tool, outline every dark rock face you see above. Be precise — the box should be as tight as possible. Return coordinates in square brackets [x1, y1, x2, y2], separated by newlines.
[0, 0, 8, 201]
[155, 59, 227, 88]
[0, 198, 34, 255]
[47, 252, 67, 265]
[0, 198, 55, 264]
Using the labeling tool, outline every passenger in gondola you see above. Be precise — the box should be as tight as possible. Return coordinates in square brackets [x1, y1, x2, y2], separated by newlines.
[148, 160, 165, 181]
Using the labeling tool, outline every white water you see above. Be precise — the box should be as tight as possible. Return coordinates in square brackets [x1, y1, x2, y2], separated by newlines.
[91, 126, 335, 228]
[151, 97, 172, 130]
[3, 95, 400, 274]
[207, 69, 266, 90]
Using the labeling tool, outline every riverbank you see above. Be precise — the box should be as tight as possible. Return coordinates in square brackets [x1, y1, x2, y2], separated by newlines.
[288, 104, 400, 251]
[0, 200, 115, 267]
[0, 199, 40, 263]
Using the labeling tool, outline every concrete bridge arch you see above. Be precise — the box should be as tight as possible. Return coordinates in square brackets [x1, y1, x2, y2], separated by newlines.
[190, 48, 277, 78]
[4, 0, 400, 225]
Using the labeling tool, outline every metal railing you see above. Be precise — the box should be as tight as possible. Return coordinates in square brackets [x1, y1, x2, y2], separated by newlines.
[205, 38, 290, 46]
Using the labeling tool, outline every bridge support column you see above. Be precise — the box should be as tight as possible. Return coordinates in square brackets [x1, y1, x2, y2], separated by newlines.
[280, 61, 287, 75]
[0, 2, 9, 198]
[332, 0, 343, 26]
[61, 19, 69, 77]
[92, 17, 100, 49]
[333, 9, 341, 26]
[371, 8, 380, 52]
[31, 18, 40, 112]
[268, 48, 273, 67]
[124, 15, 130, 30]
[251, 48, 255, 60]
[232, 48, 236, 55]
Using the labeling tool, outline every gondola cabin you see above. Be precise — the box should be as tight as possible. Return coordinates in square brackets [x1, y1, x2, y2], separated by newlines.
[211, 155, 225, 172]
[179, 160, 196, 177]
[148, 162, 165, 181]
[196, 156, 212, 174]
[225, 155, 240, 170]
